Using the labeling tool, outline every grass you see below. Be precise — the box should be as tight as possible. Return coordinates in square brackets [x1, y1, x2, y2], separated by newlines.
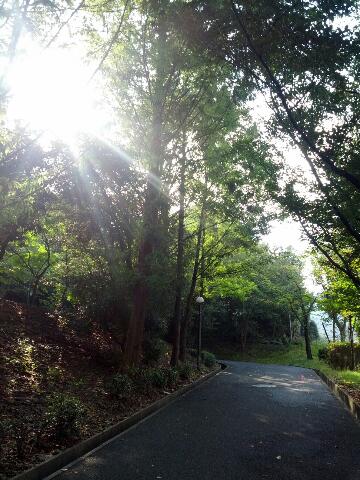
[214, 341, 360, 387]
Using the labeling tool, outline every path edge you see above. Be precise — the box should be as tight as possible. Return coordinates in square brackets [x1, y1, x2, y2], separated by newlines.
[314, 368, 360, 420]
[13, 365, 223, 480]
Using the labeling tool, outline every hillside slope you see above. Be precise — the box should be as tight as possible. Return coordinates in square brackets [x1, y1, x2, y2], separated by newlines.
[0, 300, 209, 478]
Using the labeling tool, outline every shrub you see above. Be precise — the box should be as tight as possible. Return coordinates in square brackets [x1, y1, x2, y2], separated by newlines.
[12, 420, 32, 459]
[318, 346, 329, 361]
[142, 337, 167, 365]
[45, 394, 86, 440]
[128, 368, 152, 393]
[47, 366, 63, 383]
[129, 367, 177, 392]
[326, 342, 360, 370]
[148, 368, 167, 389]
[178, 362, 193, 381]
[201, 351, 216, 367]
[165, 367, 178, 387]
[106, 373, 133, 399]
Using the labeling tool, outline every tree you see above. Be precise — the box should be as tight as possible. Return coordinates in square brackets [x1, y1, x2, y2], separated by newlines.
[182, 0, 360, 296]
[314, 254, 360, 339]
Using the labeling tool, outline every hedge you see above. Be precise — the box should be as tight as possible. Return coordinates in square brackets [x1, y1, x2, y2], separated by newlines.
[321, 342, 360, 370]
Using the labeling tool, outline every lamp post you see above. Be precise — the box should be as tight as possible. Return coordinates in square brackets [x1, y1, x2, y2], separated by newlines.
[196, 296, 204, 370]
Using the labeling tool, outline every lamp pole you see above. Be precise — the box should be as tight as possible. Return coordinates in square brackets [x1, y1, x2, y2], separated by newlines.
[196, 296, 204, 370]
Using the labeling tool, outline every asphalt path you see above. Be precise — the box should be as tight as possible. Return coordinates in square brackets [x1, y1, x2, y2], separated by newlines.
[50, 361, 360, 480]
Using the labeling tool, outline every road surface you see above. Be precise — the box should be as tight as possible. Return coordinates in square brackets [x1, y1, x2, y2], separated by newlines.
[50, 361, 360, 480]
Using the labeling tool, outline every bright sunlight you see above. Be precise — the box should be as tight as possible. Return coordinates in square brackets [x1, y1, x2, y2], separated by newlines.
[7, 47, 107, 142]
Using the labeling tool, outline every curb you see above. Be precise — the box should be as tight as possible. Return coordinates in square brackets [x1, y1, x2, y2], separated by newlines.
[12, 365, 222, 480]
[314, 368, 360, 420]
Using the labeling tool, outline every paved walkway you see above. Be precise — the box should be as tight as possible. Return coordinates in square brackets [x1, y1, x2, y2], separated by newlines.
[50, 362, 360, 480]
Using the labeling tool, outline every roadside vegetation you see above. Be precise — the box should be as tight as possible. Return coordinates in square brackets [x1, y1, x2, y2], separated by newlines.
[0, 299, 217, 478]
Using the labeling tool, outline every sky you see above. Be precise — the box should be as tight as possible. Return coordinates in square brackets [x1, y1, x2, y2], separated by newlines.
[262, 219, 320, 291]
[263, 219, 307, 254]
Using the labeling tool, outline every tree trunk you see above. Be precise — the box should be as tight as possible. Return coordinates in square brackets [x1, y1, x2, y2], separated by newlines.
[179, 185, 207, 362]
[123, 198, 156, 366]
[123, 9, 168, 366]
[196, 220, 206, 367]
[170, 138, 186, 367]
[322, 322, 331, 343]
[239, 317, 248, 352]
[0, 243, 6, 261]
[349, 316, 355, 370]
[335, 318, 346, 342]
[339, 324, 346, 342]
[289, 313, 292, 342]
[303, 317, 313, 360]
[123, 130, 162, 365]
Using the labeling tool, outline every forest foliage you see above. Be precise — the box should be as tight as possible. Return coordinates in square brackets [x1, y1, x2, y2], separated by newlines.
[1, 0, 360, 369]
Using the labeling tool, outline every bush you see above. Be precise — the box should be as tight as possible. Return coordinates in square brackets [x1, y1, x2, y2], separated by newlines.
[129, 367, 178, 391]
[148, 368, 167, 389]
[106, 373, 133, 399]
[45, 394, 86, 440]
[128, 368, 152, 393]
[165, 367, 178, 387]
[326, 342, 360, 370]
[47, 366, 63, 383]
[178, 362, 193, 381]
[318, 346, 329, 361]
[201, 351, 216, 367]
[12, 420, 32, 459]
[142, 337, 167, 365]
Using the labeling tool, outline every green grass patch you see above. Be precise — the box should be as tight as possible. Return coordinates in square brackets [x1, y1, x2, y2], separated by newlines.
[215, 341, 360, 387]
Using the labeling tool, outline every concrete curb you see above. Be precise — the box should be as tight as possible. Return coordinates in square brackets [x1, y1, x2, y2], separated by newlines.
[314, 368, 360, 420]
[12, 365, 222, 480]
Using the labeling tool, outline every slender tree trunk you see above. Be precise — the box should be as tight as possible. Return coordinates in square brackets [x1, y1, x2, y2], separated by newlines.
[199, 223, 206, 298]
[196, 221, 206, 367]
[322, 322, 331, 343]
[179, 185, 207, 362]
[349, 316, 355, 370]
[303, 317, 313, 360]
[240, 321, 248, 352]
[335, 318, 346, 342]
[332, 314, 336, 342]
[0, 243, 6, 261]
[289, 313, 292, 342]
[170, 138, 186, 367]
[339, 324, 346, 342]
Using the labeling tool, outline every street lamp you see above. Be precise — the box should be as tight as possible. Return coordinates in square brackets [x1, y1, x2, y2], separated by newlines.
[196, 296, 204, 370]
